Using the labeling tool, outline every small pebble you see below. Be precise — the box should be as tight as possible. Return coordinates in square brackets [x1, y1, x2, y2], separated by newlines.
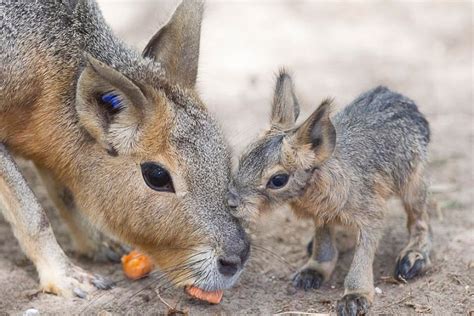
[375, 287, 383, 294]
[23, 309, 39, 316]
[331, 285, 335, 289]
[286, 286, 297, 295]
[73, 287, 87, 299]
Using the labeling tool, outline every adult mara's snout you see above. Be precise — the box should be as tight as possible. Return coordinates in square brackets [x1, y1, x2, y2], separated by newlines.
[217, 222, 251, 278]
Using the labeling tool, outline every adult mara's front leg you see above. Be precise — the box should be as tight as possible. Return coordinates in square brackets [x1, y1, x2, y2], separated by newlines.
[0, 144, 113, 298]
[36, 166, 129, 263]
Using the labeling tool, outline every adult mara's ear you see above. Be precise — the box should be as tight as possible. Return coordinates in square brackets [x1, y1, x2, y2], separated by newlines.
[76, 54, 148, 155]
[143, 0, 204, 89]
[271, 70, 300, 130]
[294, 99, 336, 165]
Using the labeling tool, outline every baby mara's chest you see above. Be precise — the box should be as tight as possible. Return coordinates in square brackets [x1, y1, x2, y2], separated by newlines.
[290, 184, 354, 226]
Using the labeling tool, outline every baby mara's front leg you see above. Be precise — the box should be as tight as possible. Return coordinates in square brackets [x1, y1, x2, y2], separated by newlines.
[293, 224, 338, 290]
[0, 144, 113, 298]
[337, 223, 381, 316]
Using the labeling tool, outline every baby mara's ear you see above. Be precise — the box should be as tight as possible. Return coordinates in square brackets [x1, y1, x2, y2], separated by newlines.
[271, 70, 300, 130]
[293, 99, 336, 165]
[76, 54, 148, 156]
[143, 0, 204, 89]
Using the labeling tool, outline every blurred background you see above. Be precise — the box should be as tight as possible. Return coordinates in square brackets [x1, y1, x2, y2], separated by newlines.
[98, 0, 472, 156]
[1, 0, 472, 314]
[99, 1, 474, 312]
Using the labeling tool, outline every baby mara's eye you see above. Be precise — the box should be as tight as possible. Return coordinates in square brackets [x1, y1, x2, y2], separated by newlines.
[141, 162, 175, 193]
[267, 173, 289, 189]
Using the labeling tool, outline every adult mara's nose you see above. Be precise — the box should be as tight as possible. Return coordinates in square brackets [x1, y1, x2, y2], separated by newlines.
[218, 222, 250, 277]
[217, 255, 241, 277]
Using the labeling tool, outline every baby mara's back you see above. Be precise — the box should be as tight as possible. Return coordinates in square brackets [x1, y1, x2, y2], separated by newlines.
[332, 86, 430, 194]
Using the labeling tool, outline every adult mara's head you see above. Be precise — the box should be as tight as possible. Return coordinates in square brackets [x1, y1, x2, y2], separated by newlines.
[71, 0, 250, 291]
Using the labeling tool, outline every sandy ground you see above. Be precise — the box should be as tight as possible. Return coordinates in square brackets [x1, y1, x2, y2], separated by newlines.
[1, 0, 473, 314]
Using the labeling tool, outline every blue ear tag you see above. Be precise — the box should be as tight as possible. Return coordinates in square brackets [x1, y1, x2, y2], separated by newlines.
[101, 92, 122, 110]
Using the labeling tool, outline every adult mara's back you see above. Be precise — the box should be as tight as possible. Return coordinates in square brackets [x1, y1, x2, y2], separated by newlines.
[0, 0, 250, 298]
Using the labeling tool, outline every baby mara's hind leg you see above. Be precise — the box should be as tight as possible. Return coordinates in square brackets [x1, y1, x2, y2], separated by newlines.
[395, 166, 432, 280]
[0, 144, 113, 298]
[36, 166, 129, 263]
[293, 224, 338, 290]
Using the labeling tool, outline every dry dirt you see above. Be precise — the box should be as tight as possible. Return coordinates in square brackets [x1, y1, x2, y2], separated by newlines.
[1, 0, 473, 315]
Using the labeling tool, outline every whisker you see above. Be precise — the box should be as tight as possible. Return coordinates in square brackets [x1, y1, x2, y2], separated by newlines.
[158, 270, 201, 293]
[116, 267, 202, 311]
[251, 244, 294, 269]
[82, 251, 209, 312]
[113, 247, 207, 285]
[121, 256, 210, 306]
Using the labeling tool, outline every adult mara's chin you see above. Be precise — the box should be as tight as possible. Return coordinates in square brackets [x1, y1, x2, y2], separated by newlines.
[154, 245, 249, 291]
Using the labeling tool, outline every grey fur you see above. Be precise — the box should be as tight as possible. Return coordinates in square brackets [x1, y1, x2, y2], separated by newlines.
[332, 86, 429, 190]
[312, 226, 336, 263]
[232, 72, 432, 315]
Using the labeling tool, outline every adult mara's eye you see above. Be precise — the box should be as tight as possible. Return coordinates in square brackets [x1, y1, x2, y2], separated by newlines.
[267, 173, 289, 189]
[141, 162, 174, 193]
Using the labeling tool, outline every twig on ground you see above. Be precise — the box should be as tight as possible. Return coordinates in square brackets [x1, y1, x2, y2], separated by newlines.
[381, 275, 406, 285]
[405, 301, 432, 313]
[381, 293, 413, 309]
[448, 272, 464, 285]
[155, 289, 188, 315]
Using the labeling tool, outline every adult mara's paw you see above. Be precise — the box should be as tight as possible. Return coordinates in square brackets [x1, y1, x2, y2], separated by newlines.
[39, 263, 114, 298]
[87, 239, 131, 263]
[336, 293, 370, 316]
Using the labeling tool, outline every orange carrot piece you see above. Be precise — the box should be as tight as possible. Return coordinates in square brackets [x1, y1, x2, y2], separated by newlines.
[121, 250, 154, 280]
[185, 285, 223, 304]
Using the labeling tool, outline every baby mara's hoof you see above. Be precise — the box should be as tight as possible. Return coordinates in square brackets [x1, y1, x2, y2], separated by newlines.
[40, 264, 114, 298]
[292, 268, 324, 290]
[394, 250, 430, 281]
[336, 293, 370, 316]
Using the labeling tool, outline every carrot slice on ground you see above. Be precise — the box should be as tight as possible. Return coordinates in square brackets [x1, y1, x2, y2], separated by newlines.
[185, 286, 223, 304]
[121, 250, 154, 280]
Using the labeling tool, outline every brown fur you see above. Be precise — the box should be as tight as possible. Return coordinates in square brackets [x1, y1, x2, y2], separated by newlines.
[1, 0, 249, 298]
